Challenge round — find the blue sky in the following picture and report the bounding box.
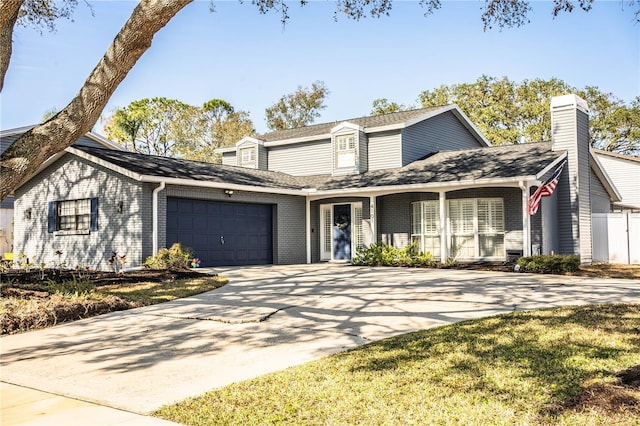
[1,0,638,135]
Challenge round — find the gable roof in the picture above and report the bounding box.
[300,142,565,192]
[71,146,307,194]
[258,106,451,142]
[217,104,490,152]
[69,143,564,196]
[0,125,122,153]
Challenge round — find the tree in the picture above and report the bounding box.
[2,0,639,201]
[104,97,196,157]
[176,99,255,162]
[418,76,640,155]
[1,0,193,201]
[41,107,58,123]
[265,81,330,131]
[371,98,412,115]
[104,98,255,162]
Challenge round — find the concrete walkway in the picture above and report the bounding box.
[2,264,640,424]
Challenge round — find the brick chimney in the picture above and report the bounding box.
[550,94,592,263]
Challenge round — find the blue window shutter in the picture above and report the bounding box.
[90,197,99,231]
[47,201,56,233]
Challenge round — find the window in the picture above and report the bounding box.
[48,198,98,233]
[412,198,505,259]
[477,199,505,257]
[411,201,441,257]
[448,199,475,258]
[335,134,356,169]
[239,147,256,168]
[448,198,504,259]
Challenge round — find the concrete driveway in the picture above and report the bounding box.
[2,264,640,415]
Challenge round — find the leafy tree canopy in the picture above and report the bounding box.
[418,75,640,155]
[371,98,412,115]
[104,97,255,162]
[2,0,639,200]
[265,81,330,131]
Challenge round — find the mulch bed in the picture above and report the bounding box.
[0,269,208,335]
[557,365,640,416]
[0,268,206,288]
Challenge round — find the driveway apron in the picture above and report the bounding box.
[2,264,640,414]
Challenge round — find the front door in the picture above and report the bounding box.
[332,204,351,260]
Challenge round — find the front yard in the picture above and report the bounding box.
[0,269,227,334]
[155,304,640,425]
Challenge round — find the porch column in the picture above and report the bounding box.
[519,181,531,257]
[306,197,311,263]
[369,195,377,245]
[439,191,448,261]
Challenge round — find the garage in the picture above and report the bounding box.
[166,197,273,267]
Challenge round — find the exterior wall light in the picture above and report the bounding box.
[224,190,234,197]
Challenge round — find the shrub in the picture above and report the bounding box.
[352,242,436,267]
[46,275,95,297]
[517,254,580,274]
[144,243,194,271]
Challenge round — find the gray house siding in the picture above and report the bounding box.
[377,188,522,257]
[222,151,236,166]
[268,139,332,176]
[367,131,402,171]
[552,103,592,262]
[358,130,368,173]
[595,153,640,210]
[402,111,484,165]
[161,186,307,265]
[258,145,268,170]
[13,154,146,270]
[590,167,611,213]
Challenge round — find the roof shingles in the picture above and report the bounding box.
[75,142,563,193]
[258,106,450,142]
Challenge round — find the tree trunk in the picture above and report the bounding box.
[0,0,23,92]
[0,0,193,201]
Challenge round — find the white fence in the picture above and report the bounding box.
[592,213,640,264]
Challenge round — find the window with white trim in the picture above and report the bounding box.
[411,201,441,257]
[334,134,356,169]
[58,199,91,230]
[239,147,256,168]
[48,198,98,233]
[448,199,475,258]
[477,199,505,257]
[448,198,504,259]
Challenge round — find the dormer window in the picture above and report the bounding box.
[335,134,356,169]
[239,147,256,168]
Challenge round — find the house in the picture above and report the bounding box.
[8,94,638,270]
[0,126,122,259]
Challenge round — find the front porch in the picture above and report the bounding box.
[307,186,541,263]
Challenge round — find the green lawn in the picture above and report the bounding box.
[155,304,640,425]
[98,276,228,306]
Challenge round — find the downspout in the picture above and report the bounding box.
[519,181,531,257]
[152,181,166,256]
[306,196,311,264]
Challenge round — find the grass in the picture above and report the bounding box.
[97,276,228,307]
[577,263,640,280]
[154,304,640,426]
[1,275,227,334]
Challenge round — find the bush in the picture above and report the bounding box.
[46,275,95,297]
[517,254,580,274]
[352,242,436,267]
[144,243,194,271]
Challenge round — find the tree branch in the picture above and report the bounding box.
[0,0,193,200]
[0,0,24,92]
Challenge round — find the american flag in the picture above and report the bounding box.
[528,161,566,216]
